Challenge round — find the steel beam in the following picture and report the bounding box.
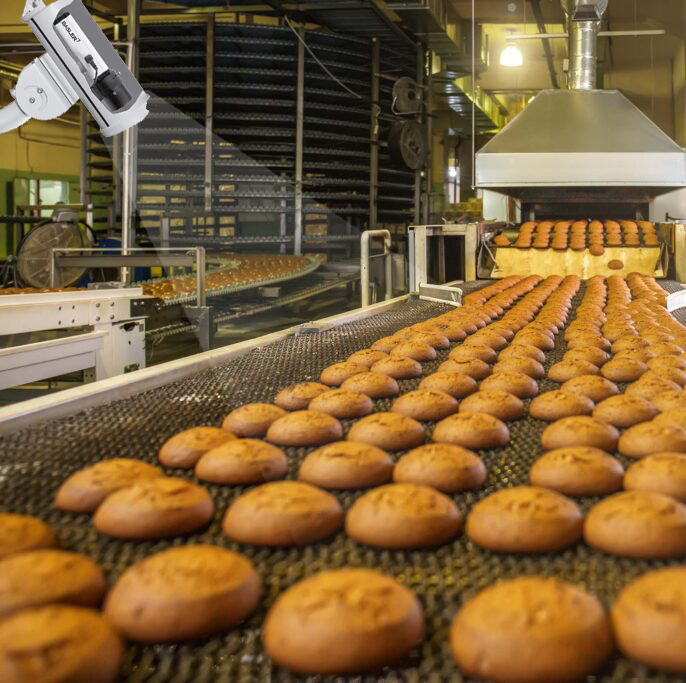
[204,14,215,213]
[294,24,305,256]
[369,38,380,230]
[528,0,560,89]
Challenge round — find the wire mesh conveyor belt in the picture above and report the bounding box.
[3,280,686,681]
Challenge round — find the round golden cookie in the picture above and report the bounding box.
[340,371,399,399]
[0,605,123,683]
[491,356,545,379]
[393,444,486,492]
[650,341,684,357]
[320,361,366,386]
[648,355,686,372]
[469,330,508,351]
[530,447,624,496]
[275,382,330,410]
[347,349,388,368]
[195,438,287,485]
[0,550,105,618]
[433,411,510,450]
[419,371,477,398]
[266,410,343,447]
[561,375,619,402]
[466,486,582,553]
[625,372,681,400]
[371,356,423,379]
[652,389,686,412]
[567,335,612,352]
[345,483,461,548]
[263,568,423,675]
[408,330,450,350]
[298,441,393,489]
[499,343,546,364]
[449,344,497,364]
[618,422,686,458]
[584,490,686,558]
[541,416,619,452]
[592,394,658,428]
[0,514,56,559]
[159,427,236,469]
[529,390,594,421]
[600,357,648,382]
[645,364,686,387]
[459,390,524,421]
[450,576,612,683]
[479,371,539,399]
[308,389,373,419]
[346,412,425,451]
[389,340,436,362]
[55,459,163,512]
[548,359,599,382]
[564,347,610,366]
[653,408,686,431]
[438,358,491,380]
[93,477,214,540]
[370,335,402,353]
[391,389,459,421]
[223,481,342,546]
[514,329,556,351]
[624,452,686,500]
[612,567,686,673]
[104,545,261,642]
[222,403,286,437]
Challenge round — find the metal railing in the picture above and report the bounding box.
[360,229,392,307]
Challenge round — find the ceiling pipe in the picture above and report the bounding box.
[561,0,607,90]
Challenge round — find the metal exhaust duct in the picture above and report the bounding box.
[562,0,607,90]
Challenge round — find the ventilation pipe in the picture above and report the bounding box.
[561,0,607,90]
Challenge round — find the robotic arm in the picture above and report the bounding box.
[1,0,148,137]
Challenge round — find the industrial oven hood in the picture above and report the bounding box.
[475,89,686,198]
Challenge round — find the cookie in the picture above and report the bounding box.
[653,408,686,430]
[648,355,686,372]
[266,410,343,447]
[0,550,105,618]
[408,330,450,350]
[592,394,658,427]
[459,390,524,421]
[195,438,288,484]
[347,349,388,368]
[0,514,56,559]
[438,358,491,380]
[451,577,612,683]
[449,344,497,364]
[371,356,423,379]
[93,477,214,539]
[275,382,330,410]
[340,371,399,399]
[391,389,459,421]
[618,422,686,458]
[530,447,624,495]
[548,359,599,382]
[600,357,648,382]
[529,390,594,421]
[624,452,686,500]
[498,343,546,364]
[479,371,539,399]
[541,416,619,452]
[308,389,373,419]
[0,605,123,683]
[393,444,486,492]
[612,567,686,672]
[434,411,510,450]
[514,329,556,351]
[159,427,236,469]
[320,361,366,386]
[561,375,620,402]
[263,569,423,675]
[347,412,425,451]
[652,389,686,412]
[419,371,477,398]
[584,491,686,557]
[223,481,342,546]
[561,347,608,367]
[345,483,461,548]
[104,545,261,642]
[222,403,286,437]
[298,441,393,489]
[492,356,545,379]
[466,486,582,553]
[370,335,402,353]
[389,340,436,362]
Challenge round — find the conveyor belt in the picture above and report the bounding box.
[5,284,684,681]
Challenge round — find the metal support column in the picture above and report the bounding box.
[79,104,87,206]
[414,44,423,225]
[423,51,433,225]
[369,38,380,230]
[294,25,305,256]
[112,21,123,221]
[204,15,215,213]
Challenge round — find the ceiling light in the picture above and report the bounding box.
[500,44,523,67]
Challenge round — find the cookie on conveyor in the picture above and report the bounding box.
[561,375,620,402]
[529,447,624,496]
[624,452,686,500]
[479,371,539,399]
[541,416,619,452]
[263,568,423,675]
[450,577,613,683]
[0,513,56,559]
[459,390,524,421]
[449,344,497,364]
[529,390,594,421]
[600,357,647,382]
[438,358,491,380]
[55,458,163,512]
[548,359,599,382]
[223,481,342,546]
[0,605,123,683]
[652,389,686,412]
[159,427,236,468]
[298,441,393,489]
[499,343,546,364]
[592,394,658,428]
[195,438,287,484]
[466,486,582,553]
[309,388,373,419]
[491,356,545,379]
[222,403,286,437]
[391,389,459,421]
[340,370,399,399]
[347,349,388,368]
[393,443,486,492]
[433,412,510,450]
[345,483,461,548]
[347,412,425,451]
[612,567,686,673]
[371,356,423,379]
[104,545,261,642]
[275,382,330,410]
[419,371,477,398]
[584,490,686,558]
[320,361,366,386]
[618,422,686,458]
[93,477,214,539]
[266,410,343,447]
[563,346,610,367]
[389,340,437,362]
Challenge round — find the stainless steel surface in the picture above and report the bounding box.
[361,230,392,307]
[369,38,380,230]
[568,19,599,90]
